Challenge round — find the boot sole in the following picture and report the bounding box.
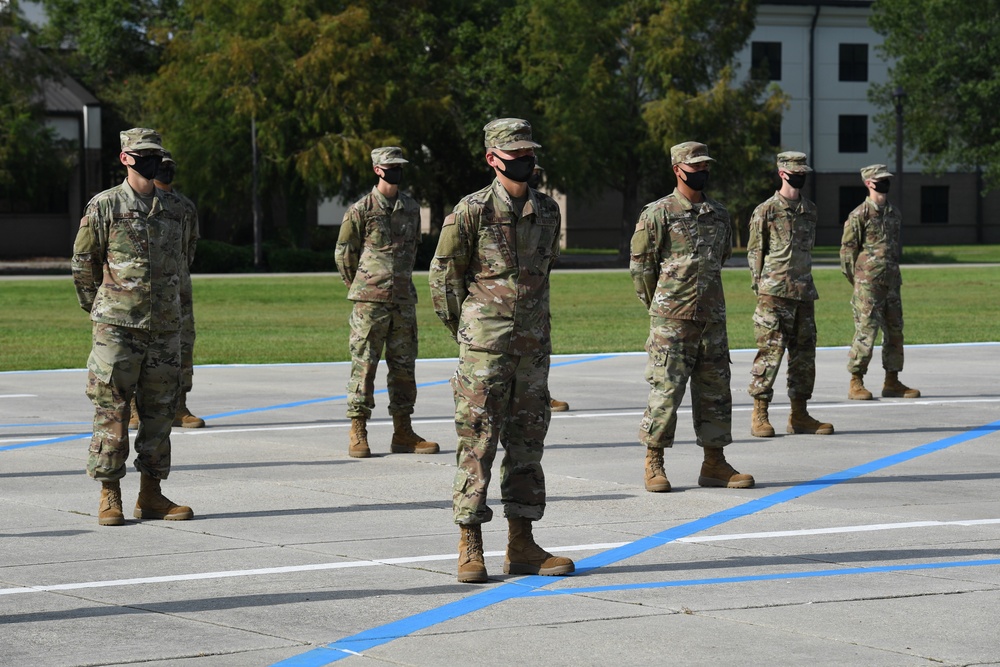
[644,481,671,492]
[503,561,575,576]
[698,475,755,489]
[457,570,488,583]
[390,445,441,454]
[786,426,835,435]
[133,508,195,520]
[348,450,371,458]
[880,391,921,398]
[99,516,125,526]
[750,429,776,437]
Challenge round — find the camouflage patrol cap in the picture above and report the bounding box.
[371,146,408,166]
[776,151,812,173]
[860,164,893,181]
[120,128,165,154]
[483,118,541,150]
[670,141,715,166]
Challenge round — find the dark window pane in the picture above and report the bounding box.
[839,43,868,82]
[920,186,949,224]
[839,115,868,153]
[839,186,869,223]
[751,41,782,81]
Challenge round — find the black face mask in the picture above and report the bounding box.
[527,171,543,189]
[784,173,807,190]
[127,153,163,181]
[872,179,891,194]
[379,166,402,185]
[495,154,535,183]
[678,167,710,191]
[155,163,176,185]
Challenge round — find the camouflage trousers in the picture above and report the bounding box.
[180,278,195,393]
[748,295,817,402]
[85,323,181,482]
[346,301,418,419]
[451,344,551,525]
[640,316,732,450]
[848,285,904,375]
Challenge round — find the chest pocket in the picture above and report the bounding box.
[364,213,391,250]
[792,210,816,252]
[667,215,698,256]
[480,215,517,275]
[109,214,147,261]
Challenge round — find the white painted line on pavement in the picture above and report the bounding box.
[2,518,996,597]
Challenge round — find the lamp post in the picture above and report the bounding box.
[893,86,906,208]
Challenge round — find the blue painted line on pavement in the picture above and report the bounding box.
[271,417,1000,666]
[526,557,1000,596]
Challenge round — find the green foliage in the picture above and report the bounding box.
[870,0,1000,187]
[189,240,254,274]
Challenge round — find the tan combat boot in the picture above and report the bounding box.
[698,447,755,489]
[128,396,139,429]
[644,447,671,492]
[134,474,194,520]
[882,371,921,398]
[787,398,834,435]
[750,398,775,437]
[504,517,575,576]
[550,398,570,412]
[98,480,125,526]
[348,416,371,458]
[174,393,205,428]
[390,414,440,454]
[848,373,873,400]
[457,524,488,583]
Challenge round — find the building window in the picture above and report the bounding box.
[920,186,949,224]
[839,43,869,82]
[839,115,868,153]
[839,186,869,223]
[751,41,781,81]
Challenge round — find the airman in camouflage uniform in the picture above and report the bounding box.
[430,118,574,583]
[630,141,754,494]
[841,164,921,400]
[129,151,204,430]
[72,128,193,526]
[335,146,438,458]
[747,152,833,437]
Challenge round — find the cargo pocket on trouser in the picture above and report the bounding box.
[640,346,676,448]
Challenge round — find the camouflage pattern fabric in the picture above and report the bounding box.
[639,316,732,449]
[841,198,906,374]
[747,192,819,301]
[335,187,421,304]
[85,323,180,480]
[175,190,199,392]
[429,178,561,354]
[72,179,185,331]
[346,301,418,419]
[748,295,817,401]
[451,344,550,525]
[629,188,732,322]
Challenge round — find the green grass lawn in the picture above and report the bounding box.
[2,264,998,371]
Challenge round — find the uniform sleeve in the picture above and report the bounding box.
[629,207,661,309]
[334,204,363,288]
[71,203,105,313]
[428,211,470,337]
[185,201,200,267]
[840,211,862,285]
[747,203,768,293]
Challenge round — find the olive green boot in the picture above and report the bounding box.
[882,371,921,398]
[644,448,671,492]
[698,447,755,489]
[503,517,575,576]
[849,373,873,400]
[457,524,488,583]
[750,398,775,437]
[98,481,125,526]
[787,398,834,435]
[134,474,193,521]
[348,416,371,458]
[390,414,439,454]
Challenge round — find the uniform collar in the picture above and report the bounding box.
[492,178,537,219]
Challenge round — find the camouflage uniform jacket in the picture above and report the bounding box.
[71,178,185,332]
[630,188,732,322]
[163,188,199,299]
[335,186,420,304]
[840,197,902,288]
[747,191,819,301]
[429,178,561,355]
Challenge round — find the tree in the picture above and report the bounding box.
[513,0,781,259]
[870,0,1000,187]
